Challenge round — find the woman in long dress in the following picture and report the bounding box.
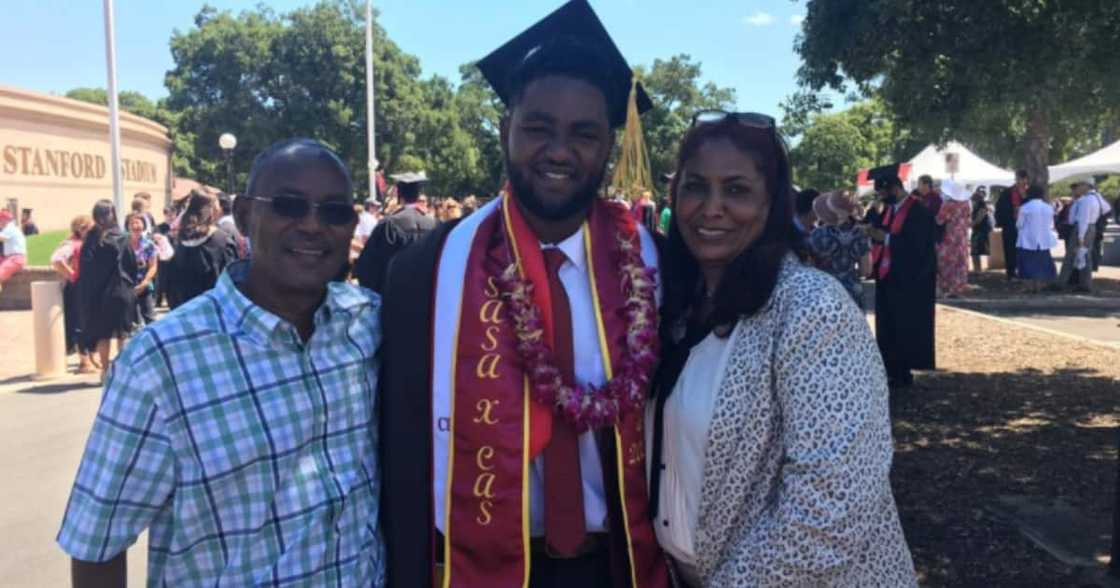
[77,200,137,381]
[935,183,971,297]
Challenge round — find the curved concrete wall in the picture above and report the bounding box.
[0,85,172,231]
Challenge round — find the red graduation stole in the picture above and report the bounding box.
[439,195,667,587]
[871,196,917,280]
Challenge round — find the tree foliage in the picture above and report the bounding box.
[796,0,1120,184]
[72,2,738,199]
[64,87,197,178]
[784,96,926,189]
[634,55,736,192]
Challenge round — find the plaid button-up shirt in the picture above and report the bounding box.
[58,262,385,587]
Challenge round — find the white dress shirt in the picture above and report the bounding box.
[1015,199,1057,251]
[431,200,659,538]
[1072,191,1111,241]
[526,228,611,534]
[0,221,26,256]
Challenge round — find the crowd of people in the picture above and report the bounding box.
[20,1,1113,587]
[40,189,239,382]
[993,170,1113,293]
[795,169,1115,305]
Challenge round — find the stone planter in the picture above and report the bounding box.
[0,267,62,311]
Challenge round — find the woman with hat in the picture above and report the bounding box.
[807,190,871,307]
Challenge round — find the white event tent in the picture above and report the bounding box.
[1048,139,1120,183]
[857,140,1016,195]
[904,141,1016,189]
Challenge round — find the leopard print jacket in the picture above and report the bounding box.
[693,256,917,587]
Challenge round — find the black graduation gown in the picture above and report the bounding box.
[164,229,237,310]
[378,220,648,588]
[875,199,936,372]
[994,188,1020,274]
[77,228,137,344]
[353,207,438,294]
[993,188,1017,230]
[377,221,456,588]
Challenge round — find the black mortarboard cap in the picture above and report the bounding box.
[476,0,653,129]
[389,171,429,186]
[868,163,903,190]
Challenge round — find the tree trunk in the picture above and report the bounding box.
[1023,107,1051,187]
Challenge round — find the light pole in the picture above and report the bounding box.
[366,0,377,201]
[219,133,237,194]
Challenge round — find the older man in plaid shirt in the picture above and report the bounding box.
[58,139,385,587]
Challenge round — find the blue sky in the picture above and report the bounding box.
[2,0,812,117]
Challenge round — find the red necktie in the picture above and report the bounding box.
[541,248,587,557]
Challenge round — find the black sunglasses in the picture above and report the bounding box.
[244,194,357,226]
[691,110,776,129]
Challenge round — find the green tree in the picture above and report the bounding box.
[65,87,197,178]
[408,76,483,196]
[65,87,159,119]
[785,96,925,189]
[454,63,504,196]
[164,1,484,196]
[161,4,740,198]
[796,0,1120,184]
[633,55,736,193]
[789,114,867,189]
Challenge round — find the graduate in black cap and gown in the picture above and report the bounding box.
[377,1,668,587]
[352,171,437,293]
[868,166,936,389]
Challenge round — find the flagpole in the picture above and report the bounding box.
[103,0,124,224]
[365,0,377,199]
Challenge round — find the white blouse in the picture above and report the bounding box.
[1015,199,1058,251]
[645,326,738,587]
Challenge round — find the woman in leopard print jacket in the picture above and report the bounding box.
[647,111,916,587]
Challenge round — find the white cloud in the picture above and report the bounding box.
[743,11,774,26]
[790,14,805,26]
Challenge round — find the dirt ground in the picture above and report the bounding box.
[894,306,1119,587]
[960,270,1120,300]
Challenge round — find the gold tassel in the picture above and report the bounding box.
[609,79,653,203]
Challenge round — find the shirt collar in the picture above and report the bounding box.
[540,224,587,271]
[216,260,371,346]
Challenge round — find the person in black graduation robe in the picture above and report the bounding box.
[352,178,437,294]
[994,170,1030,280]
[377,221,454,588]
[871,176,936,389]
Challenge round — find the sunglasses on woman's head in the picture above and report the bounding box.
[244,194,357,226]
[691,110,776,129]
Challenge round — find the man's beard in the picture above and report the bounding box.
[505,154,605,221]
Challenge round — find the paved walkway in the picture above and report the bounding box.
[0,310,147,586]
[941,265,1120,347]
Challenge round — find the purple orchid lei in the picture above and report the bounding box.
[495,230,659,432]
